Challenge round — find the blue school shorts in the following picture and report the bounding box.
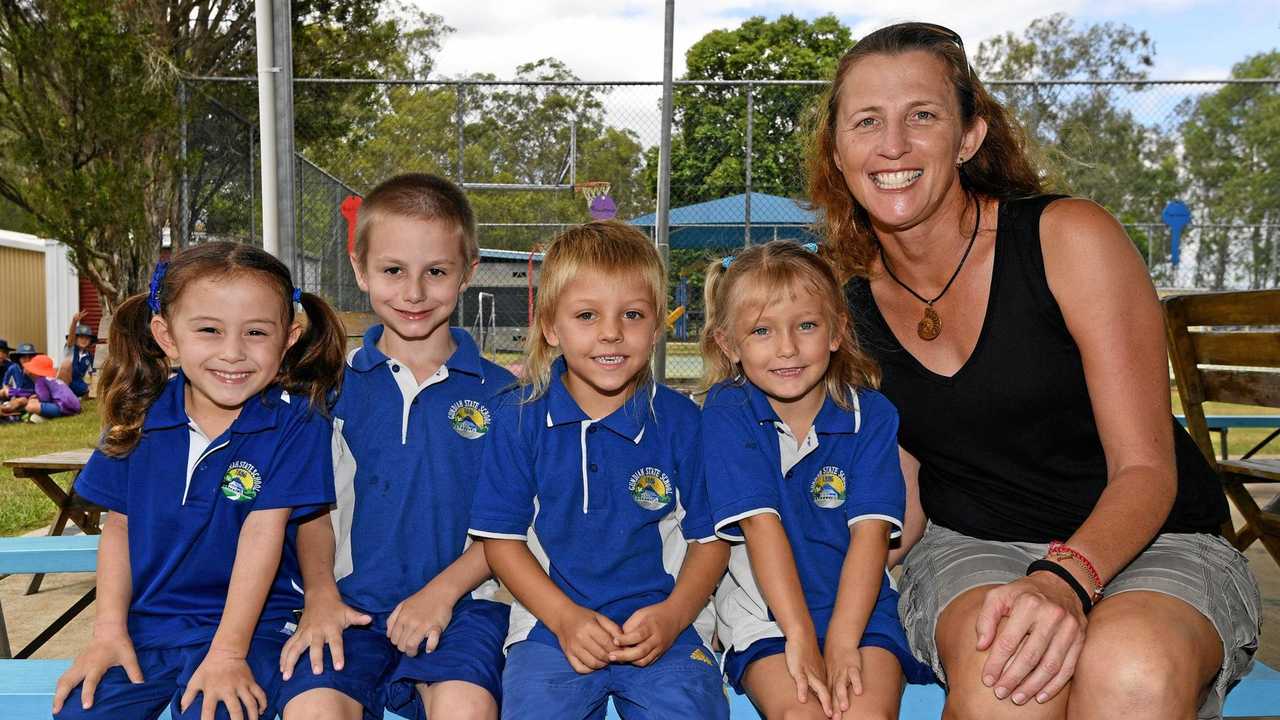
[277,601,507,720]
[500,639,728,720]
[52,633,288,720]
[39,401,63,418]
[722,591,936,694]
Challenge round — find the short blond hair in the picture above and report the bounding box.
[354,173,478,269]
[522,221,666,400]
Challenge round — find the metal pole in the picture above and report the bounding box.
[456,86,466,183]
[179,81,190,248]
[273,0,297,271]
[744,82,753,248]
[255,0,279,255]
[248,126,256,245]
[654,0,675,384]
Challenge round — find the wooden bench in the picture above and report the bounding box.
[0,535,98,659]
[1,449,101,596]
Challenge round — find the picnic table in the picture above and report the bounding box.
[1,449,100,594]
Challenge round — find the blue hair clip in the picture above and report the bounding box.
[292,287,302,304]
[721,255,735,269]
[802,242,819,253]
[147,261,169,313]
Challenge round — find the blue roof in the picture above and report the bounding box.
[629,192,819,249]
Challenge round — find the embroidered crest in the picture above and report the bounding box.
[221,461,262,502]
[628,467,673,511]
[448,399,492,439]
[810,466,847,509]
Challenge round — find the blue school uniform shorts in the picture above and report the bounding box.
[722,590,936,694]
[499,639,728,720]
[276,601,507,720]
[52,633,288,720]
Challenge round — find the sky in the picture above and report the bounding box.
[417,0,1280,82]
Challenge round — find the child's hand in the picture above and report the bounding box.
[386,579,460,657]
[823,637,864,716]
[279,588,372,679]
[550,605,624,674]
[608,600,683,666]
[786,632,834,718]
[51,625,144,713]
[180,646,268,720]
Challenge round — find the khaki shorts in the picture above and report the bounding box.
[898,523,1262,720]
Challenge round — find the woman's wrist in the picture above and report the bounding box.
[1026,559,1093,614]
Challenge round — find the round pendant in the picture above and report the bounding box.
[918,305,942,341]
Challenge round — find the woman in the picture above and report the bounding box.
[813,22,1261,720]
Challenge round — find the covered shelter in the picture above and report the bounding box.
[629,192,820,249]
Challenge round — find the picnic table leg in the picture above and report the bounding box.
[0,600,10,658]
[14,586,96,659]
[25,504,73,596]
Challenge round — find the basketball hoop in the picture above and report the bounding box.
[575,181,617,220]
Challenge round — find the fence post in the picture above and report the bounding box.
[179,80,190,248]
[744,82,753,248]
[654,0,675,384]
[456,86,466,183]
[248,124,256,245]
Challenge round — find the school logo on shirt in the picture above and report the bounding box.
[628,467,673,511]
[447,399,491,439]
[221,461,262,502]
[810,466,847,509]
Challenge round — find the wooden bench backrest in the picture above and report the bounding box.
[1163,289,1280,465]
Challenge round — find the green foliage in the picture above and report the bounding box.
[975,13,1181,270]
[1178,52,1280,289]
[651,14,852,205]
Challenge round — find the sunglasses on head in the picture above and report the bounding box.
[898,22,974,84]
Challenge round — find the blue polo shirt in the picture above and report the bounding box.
[75,373,336,651]
[2,362,33,396]
[702,380,904,646]
[66,346,94,395]
[331,325,515,615]
[469,358,716,652]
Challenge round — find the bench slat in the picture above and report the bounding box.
[0,536,99,574]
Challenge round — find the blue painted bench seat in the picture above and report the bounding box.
[2,659,1277,719]
[0,535,99,575]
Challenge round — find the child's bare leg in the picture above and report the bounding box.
[417,680,497,720]
[836,647,903,720]
[281,688,363,720]
[742,654,830,719]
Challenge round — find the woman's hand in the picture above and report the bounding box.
[975,573,1087,705]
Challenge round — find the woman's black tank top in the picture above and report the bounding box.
[844,195,1227,542]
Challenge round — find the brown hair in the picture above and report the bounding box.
[699,240,880,410]
[808,22,1044,280]
[99,241,346,456]
[353,173,478,271]
[522,221,666,401]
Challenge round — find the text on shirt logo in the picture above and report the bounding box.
[447,399,492,439]
[221,461,262,502]
[810,466,847,509]
[628,467,673,511]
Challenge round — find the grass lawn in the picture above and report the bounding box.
[0,399,101,537]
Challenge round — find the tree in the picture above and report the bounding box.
[1179,51,1280,289]
[649,14,852,207]
[0,0,404,309]
[975,14,1182,266]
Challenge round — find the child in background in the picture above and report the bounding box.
[51,241,346,720]
[61,312,98,397]
[279,173,513,720]
[699,241,933,720]
[469,221,729,720]
[17,353,80,422]
[0,341,37,400]
[0,338,12,379]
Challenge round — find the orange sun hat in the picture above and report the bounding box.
[23,354,57,378]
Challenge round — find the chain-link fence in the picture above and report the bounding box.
[181,76,1280,385]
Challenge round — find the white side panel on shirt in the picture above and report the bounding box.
[330,418,357,582]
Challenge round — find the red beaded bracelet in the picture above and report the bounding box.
[1047,541,1104,601]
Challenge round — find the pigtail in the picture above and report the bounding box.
[99,294,171,457]
[277,291,346,414]
[698,257,739,394]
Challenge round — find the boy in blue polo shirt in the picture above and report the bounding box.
[698,241,933,720]
[469,222,729,720]
[279,174,514,720]
[61,312,97,397]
